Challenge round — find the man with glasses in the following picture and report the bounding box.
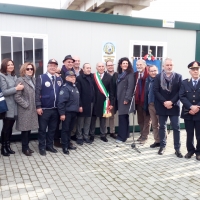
[179,61,200,161]
[106,60,117,139]
[35,59,63,156]
[144,65,160,148]
[154,58,183,157]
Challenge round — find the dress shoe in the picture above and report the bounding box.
[63,148,69,155]
[150,142,160,148]
[158,147,165,155]
[68,144,77,150]
[39,149,46,156]
[71,135,77,141]
[185,152,194,159]
[175,150,183,158]
[76,139,83,145]
[100,136,108,142]
[46,147,58,153]
[90,136,94,142]
[84,138,92,144]
[196,154,200,161]
[110,133,117,139]
[137,136,142,141]
[22,149,32,156]
[54,140,62,148]
[28,148,34,153]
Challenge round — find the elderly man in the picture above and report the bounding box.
[90,62,112,142]
[106,60,117,139]
[179,61,200,161]
[76,63,94,145]
[154,58,183,157]
[144,65,160,148]
[35,59,63,156]
[73,56,83,76]
[134,59,151,144]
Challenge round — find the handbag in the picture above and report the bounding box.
[0,88,8,119]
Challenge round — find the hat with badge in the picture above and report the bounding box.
[188,61,200,69]
[63,55,75,63]
[48,59,58,65]
[65,70,76,77]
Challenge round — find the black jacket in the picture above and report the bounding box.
[154,72,182,116]
[76,73,95,117]
[179,78,200,120]
[57,81,79,115]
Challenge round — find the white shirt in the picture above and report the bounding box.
[98,72,104,79]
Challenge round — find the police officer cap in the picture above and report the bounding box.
[63,55,75,63]
[48,59,58,65]
[65,71,76,77]
[188,61,200,69]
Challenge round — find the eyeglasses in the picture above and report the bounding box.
[149,70,157,73]
[107,65,114,67]
[26,68,33,71]
[66,62,74,64]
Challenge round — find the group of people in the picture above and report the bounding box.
[0,55,199,161]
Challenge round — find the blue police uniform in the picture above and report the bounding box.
[57,79,79,154]
[179,61,200,160]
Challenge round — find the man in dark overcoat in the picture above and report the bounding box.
[179,61,200,161]
[154,58,183,157]
[90,62,113,142]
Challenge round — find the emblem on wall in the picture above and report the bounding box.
[102,42,116,64]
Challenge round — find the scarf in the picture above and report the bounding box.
[61,65,75,74]
[117,71,127,83]
[160,70,175,92]
[135,67,149,105]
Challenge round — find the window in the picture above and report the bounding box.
[0,32,48,77]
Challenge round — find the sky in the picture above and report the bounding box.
[0,0,200,23]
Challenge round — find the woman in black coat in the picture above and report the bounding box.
[115,57,134,143]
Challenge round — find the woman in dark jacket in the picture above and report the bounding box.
[0,58,24,156]
[114,57,134,143]
[14,63,38,156]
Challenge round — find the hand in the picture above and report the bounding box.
[109,105,113,110]
[189,110,196,115]
[37,108,43,115]
[124,101,128,105]
[166,106,173,109]
[79,107,83,112]
[164,101,173,108]
[15,83,24,91]
[190,105,200,113]
[60,115,65,121]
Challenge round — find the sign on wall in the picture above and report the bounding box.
[102,42,116,64]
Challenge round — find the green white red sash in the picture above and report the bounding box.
[94,73,112,118]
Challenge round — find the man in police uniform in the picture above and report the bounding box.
[179,61,200,161]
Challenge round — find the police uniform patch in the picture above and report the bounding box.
[45,81,51,87]
[57,81,61,86]
[60,90,64,95]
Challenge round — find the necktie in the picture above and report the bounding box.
[52,76,55,85]
[100,74,102,79]
[139,73,142,99]
[193,80,197,89]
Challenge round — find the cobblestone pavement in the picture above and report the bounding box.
[0,130,200,200]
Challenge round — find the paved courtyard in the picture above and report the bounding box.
[0,130,200,200]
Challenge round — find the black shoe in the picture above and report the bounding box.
[90,136,94,142]
[150,142,160,148]
[196,154,200,161]
[63,148,69,155]
[46,147,57,153]
[39,149,46,156]
[6,141,15,154]
[158,147,165,155]
[110,133,117,139]
[84,138,92,144]
[185,152,194,159]
[100,136,108,142]
[175,150,183,158]
[22,149,32,156]
[1,142,10,157]
[54,140,62,148]
[71,135,77,141]
[69,144,77,150]
[76,139,83,145]
[28,148,34,153]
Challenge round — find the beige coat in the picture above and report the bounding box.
[14,76,38,131]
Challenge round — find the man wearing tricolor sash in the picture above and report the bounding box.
[90,62,113,142]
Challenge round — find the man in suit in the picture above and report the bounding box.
[154,58,183,157]
[90,62,113,142]
[179,61,200,161]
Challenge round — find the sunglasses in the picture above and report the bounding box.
[26,68,34,71]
